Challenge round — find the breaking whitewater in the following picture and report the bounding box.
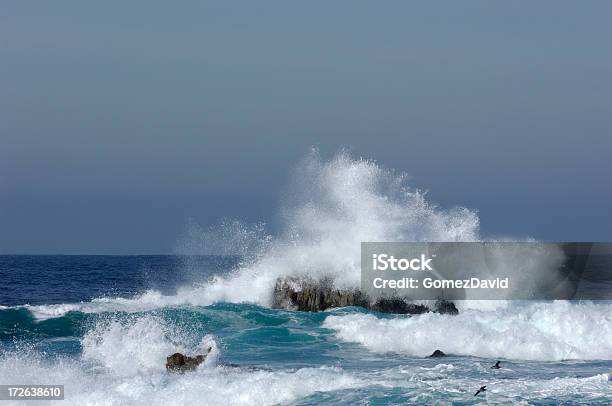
[1,150,611,405]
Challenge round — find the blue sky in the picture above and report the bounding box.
[1,1,611,253]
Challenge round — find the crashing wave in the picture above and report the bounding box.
[323,300,612,361]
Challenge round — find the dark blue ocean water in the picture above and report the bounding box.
[0,256,610,405]
[0,255,241,306]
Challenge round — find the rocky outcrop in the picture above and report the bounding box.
[428,350,446,358]
[166,348,211,372]
[370,297,429,314]
[272,277,369,311]
[272,277,459,315]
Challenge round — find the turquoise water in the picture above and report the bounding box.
[1,256,611,405]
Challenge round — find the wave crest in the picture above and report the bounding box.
[182,149,481,306]
[323,301,612,361]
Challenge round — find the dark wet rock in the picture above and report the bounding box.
[371,297,428,314]
[428,349,446,358]
[272,277,459,315]
[433,299,459,315]
[272,277,369,312]
[166,348,211,372]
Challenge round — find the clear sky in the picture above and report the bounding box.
[1,1,611,254]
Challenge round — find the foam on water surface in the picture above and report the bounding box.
[323,301,612,361]
[1,151,610,405]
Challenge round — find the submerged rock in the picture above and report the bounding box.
[428,349,446,358]
[166,348,211,372]
[272,277,459,315]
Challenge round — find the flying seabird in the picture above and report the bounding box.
[474,385,487,396]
